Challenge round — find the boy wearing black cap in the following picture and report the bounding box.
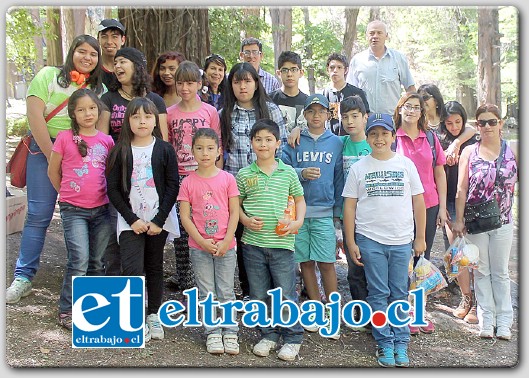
[281,94,344,338]
[342,113,426,368]
[97,19,126,87]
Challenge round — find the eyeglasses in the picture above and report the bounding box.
[402,104,422,113]
[305,109,329,116]
[476,119,499,127]
[279,67,300,74]
[242,50,261,57]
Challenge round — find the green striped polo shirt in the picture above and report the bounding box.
[236,159,304,251]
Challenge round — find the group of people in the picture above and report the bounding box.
[6,17,517,367]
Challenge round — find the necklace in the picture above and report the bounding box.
[119,88,134,100]
[428,120,440,130]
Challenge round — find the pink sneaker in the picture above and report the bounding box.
[409,323,420,336]
[419,320,435,334]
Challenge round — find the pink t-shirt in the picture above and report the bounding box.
[395,128,446,208]
[52,129,114,208]
[167,101,221,176]
[177,170,239,250]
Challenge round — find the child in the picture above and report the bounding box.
[220,62,288,302]
[342,113,426,367]
[177,128,240,355]
[47,88,115,330]
[236,119,306,362]
[323,53,370,136]
[281,94,344,338]
[166,60,223,295]
[337,95,372,330]
[106,97,180,342]
[269,51,308,133]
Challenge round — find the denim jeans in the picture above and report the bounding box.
[356,233,412,349]
[242,243,304,344]
[14,137,57,281]
[189,247,238,335]
[58,202,111,313]
[466,223,514,329]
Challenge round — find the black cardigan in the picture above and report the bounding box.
[107,138,179,228]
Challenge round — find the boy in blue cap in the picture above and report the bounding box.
[342,113,426,367]
[282,94,344,338]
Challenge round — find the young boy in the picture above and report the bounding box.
[281,94,344,338]
[338,95,371,331]
[342,113,426,368]
[269,51,308,133]
[323,53,370,136]
[236,119,306,362]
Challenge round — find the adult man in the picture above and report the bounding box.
[346,20,415,115]
[239,37,280,94]
[97,19,126,87]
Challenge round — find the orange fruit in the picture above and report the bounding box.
[459,256,470,266]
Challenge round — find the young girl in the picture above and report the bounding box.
[220,62,288,301]
[166,60,223,294]
[177,128,240,355]
[47,88,114,330]
[393,92,447,335]
[106,97,180,342]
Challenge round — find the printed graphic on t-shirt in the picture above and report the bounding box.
[343,150,371,178]
[131,152,157,216]
[68,142,109,193]
[278,104,307,132]
[110,104,126,136]
[364,170,405,197]
[201,190,220,235]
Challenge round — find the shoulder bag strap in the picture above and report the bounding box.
[494,139,506,188]
[44,83,88,123]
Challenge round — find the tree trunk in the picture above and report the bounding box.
[118,7,210,73]
[269,7,292,70]
[302,7,315,94]
[30,8,44,72]
[477,8,502,110]
[46,7,63,66]
[342,7,359,61]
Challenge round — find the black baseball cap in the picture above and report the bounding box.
[97,19,126,35]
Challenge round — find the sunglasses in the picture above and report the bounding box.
[476,119,499,127]
[205,54,226,63]
[421,93,433,101]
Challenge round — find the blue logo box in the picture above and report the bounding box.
[72,276,145,348]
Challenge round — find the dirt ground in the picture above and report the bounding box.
[4,190,519,369]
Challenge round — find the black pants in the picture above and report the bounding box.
[119,229,168,315]
[235,223,249,297]
[342,225,368,302]
[424,205,440,260]
[103,203,122,276]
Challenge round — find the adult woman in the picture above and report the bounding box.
[452,104,517,340]
[6,35,104,304]
[393,92,447,334]
[202,54,227,110]
[438,101,478,323]
[151,51,186,108]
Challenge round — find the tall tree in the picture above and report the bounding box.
[46,7,63,66]
[477,7,502,108]
[342,7,359,61]
[302,7,315,94]
[118,7,210,72]
[62,7,86,49]
[269,7,292,70]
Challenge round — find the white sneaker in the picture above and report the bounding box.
[6,277,32,304]
[496,326,512,340]
[146,313,164,340]
[253,338,278,357]
[223,334,240,355]
[206,334,224,354]
[479,326,494,339]
[277,343,301,361]
[302,323,319,332]
[144,323,151,343]
[322,328,341,340]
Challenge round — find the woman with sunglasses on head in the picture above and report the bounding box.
[393,92,447,335]
[418,84,476,167]
[452,104,517,340]
[202,54,228,111]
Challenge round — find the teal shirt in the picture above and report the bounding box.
[340,136,371,219]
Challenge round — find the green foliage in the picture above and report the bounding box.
[6,117,29,137]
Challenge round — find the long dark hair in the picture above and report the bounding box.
[106,97,162,190]
[58,35,104,94]
[417,83,447,122]
[108,55,152,97]
[393,92,428,132]
[220,62,270,152]
[151,51,186,96]
[438,101,468,147]
[67,88,105,157]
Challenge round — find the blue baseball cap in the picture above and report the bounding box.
[304,94,330,111]
[365,113,395,135]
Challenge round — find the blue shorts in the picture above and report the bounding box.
[294,217,336,263]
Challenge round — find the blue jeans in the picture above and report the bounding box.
[58,202,111,313]
[14,137,57,281]
[356,233,412,349]
[189,247,238,335]
[242,243,304,344]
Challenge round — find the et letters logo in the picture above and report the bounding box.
[72,276,145,348]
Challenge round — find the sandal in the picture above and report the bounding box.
[58,313,73,331]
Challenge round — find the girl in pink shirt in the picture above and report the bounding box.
[393,92,447,335]
[166,60,223,294]
[48,88,115,330]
